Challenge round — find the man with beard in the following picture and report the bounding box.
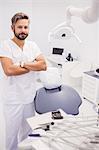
[0,12,47,150]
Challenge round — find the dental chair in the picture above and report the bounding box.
[34,85,82,115]
[34,67,82,115]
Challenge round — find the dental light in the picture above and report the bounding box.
[48,22,82,43]
[48,0,99,43]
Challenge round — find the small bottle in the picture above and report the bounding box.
[66,53,73,61]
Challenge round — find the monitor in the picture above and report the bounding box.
[52,48,64,55]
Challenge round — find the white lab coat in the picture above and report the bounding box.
[0,40,41,150]
[0,103,6,150]
[0,76,6,150]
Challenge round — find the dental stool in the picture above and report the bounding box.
[34,85,82,115]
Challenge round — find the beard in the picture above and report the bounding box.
[14,30,28,40]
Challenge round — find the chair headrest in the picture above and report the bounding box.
[39,67,62,90]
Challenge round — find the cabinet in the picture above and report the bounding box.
[82,71,99,104]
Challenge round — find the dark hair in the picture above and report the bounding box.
[11,12,29,25]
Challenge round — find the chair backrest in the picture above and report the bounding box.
[34,85,82,115]
[39,67,62,90]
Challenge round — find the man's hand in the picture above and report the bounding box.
[23,54,47,71]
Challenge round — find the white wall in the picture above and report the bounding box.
[0,0,33,40]
[0,0,98,66]
[97,21,99,66]
[31,0,98,66]
[31,1,67,54]
[71,18,98,64]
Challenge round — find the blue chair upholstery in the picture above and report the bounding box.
[34,85,82,115]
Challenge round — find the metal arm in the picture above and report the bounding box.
[48,0,99,43]
[66,0,99,25]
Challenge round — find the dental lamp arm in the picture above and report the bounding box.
[66,0,99,24]
[48,0,99,43]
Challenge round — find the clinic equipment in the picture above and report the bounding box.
[48,0,99,43]
[97,104,99,126]
[48,22,82,43]
[34,85,82,115]
[95,68,99,76]
[37,67,82,115]
[66,0,99,25]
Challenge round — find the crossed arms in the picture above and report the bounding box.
[0,54,47,76]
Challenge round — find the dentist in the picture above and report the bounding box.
[0,12,47,150]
